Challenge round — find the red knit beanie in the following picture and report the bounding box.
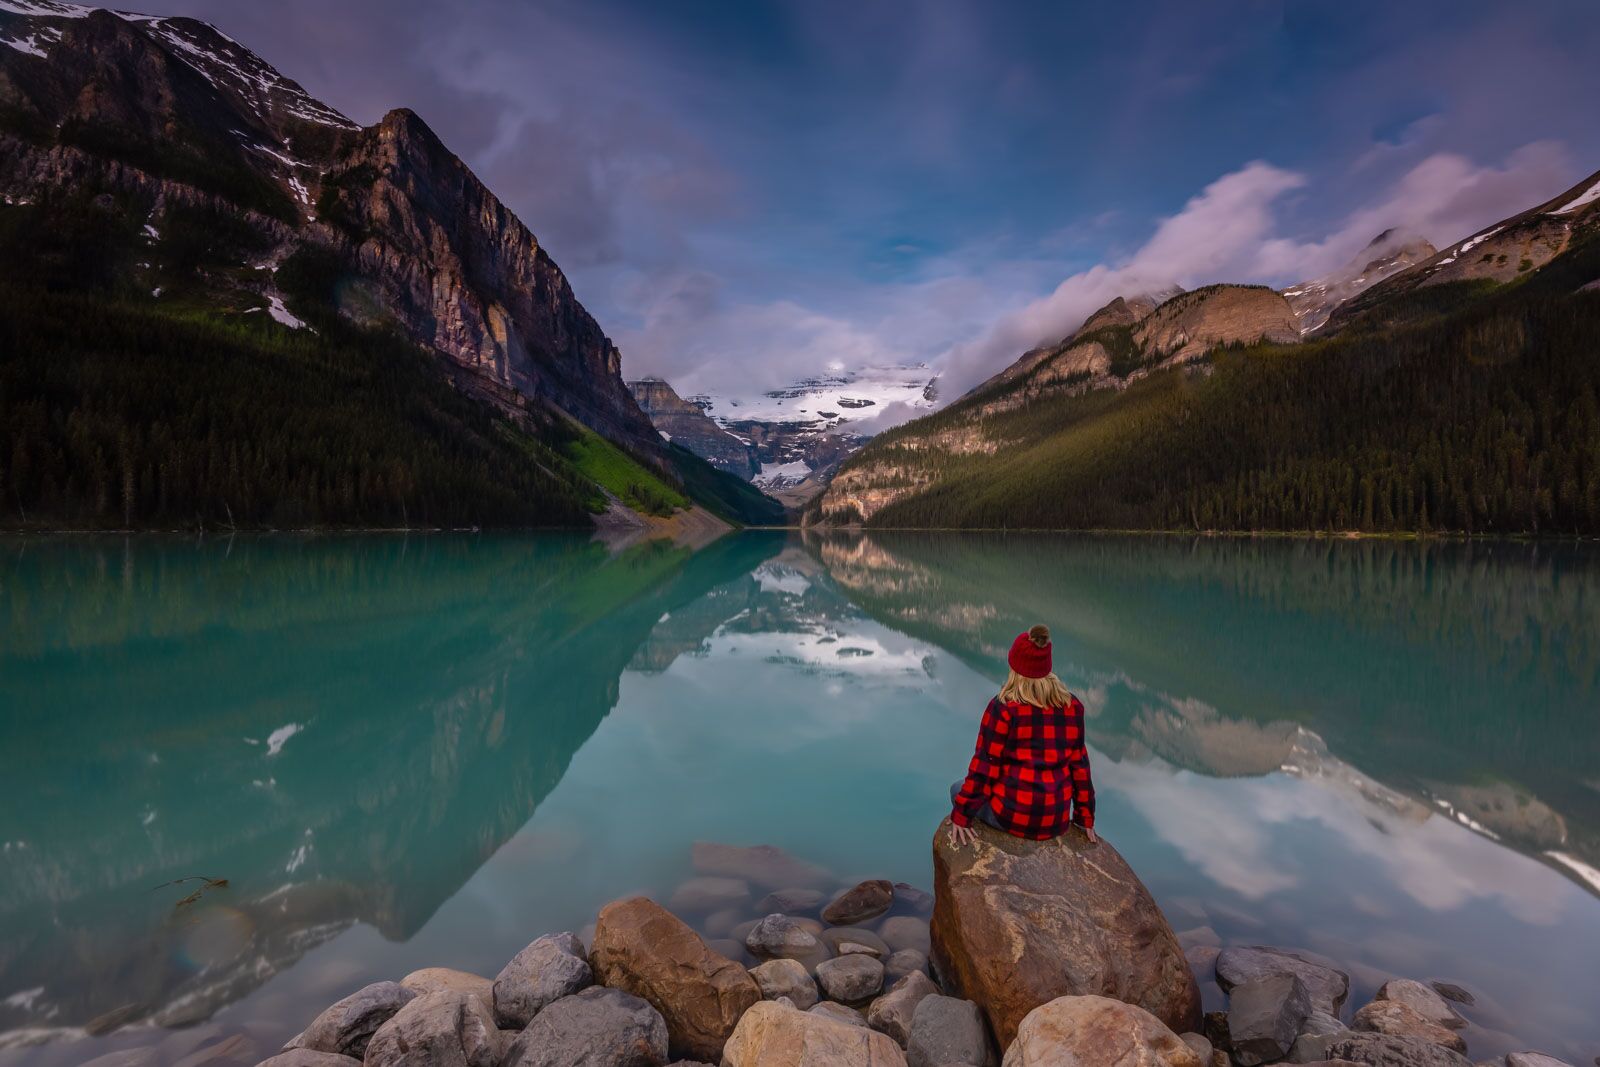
[1007,626,1052,678]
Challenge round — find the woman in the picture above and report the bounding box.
[948,624,1097,847]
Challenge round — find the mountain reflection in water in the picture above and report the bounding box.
[0,532,1597,1064]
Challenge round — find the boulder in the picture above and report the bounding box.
[1216,947,1350,1018]
[364,990,498,1067]
[1327,1032,1473,1067]
[1000,995,1203,1067]
[751,958,820,1011]
[691,842,832,890]
[723,1001,907,1065]
[668,876,751,915]
[825,880,896,925]
[590,897,761,1061]
[822,927,892,959]
[869,972,939,1047]
[879,916,932,955]
[1351,1001,1467,1053]
[758,889,827,916]
[931,818,1199,1047]
[893,884,935,915]
[289,981,416,1058]
[254,1053,359,1067]
[1507,1055,1577,1067]
[493,932,592,1028]
[401,969,494,1013]
[818,954,885,1005]
[1430,982,1475,1006]
[1288,1012,1350,1064]
[1229,975,1312,1066]
[906,995,994,1067]
[811,1002,870,1026]
[747,915,824,959]
[1374,979,1465,1029]
[885,949,929,986]
[502,986,669,1067]
[1180,1033,1214,1064]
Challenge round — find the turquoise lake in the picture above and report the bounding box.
[1,532,1598,1065]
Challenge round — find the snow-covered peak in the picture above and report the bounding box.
[1282,230,1436,335]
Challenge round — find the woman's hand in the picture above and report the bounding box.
[1081,825,1098,844]
[949,823,979,849]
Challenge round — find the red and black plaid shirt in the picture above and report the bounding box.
[950,694,1095,839]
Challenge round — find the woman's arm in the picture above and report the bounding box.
[951,698,1011,827]
[1068,694,1096,836]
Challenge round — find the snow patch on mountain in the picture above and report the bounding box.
[1553,176,1600,216]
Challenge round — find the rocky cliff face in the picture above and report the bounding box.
[1281,229,1437,335]
[1132,284,1300,364]
[628,377,758,478]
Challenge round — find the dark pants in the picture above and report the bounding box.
[950,780,1006,830]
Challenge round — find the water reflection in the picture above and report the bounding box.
[1,532,1597,1063]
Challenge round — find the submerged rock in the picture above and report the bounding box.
[878,916,932,955]
[669,876,752,915]
[1506,1054,1578,1067]
[591,897,761,1061]
[931,818,1199,1047]
[817,954,885,1005]
[868,971,939,1047]
[747,914,824,959]
[822,926,892,959]
[892,883,935,915]
[751,958,820,1011]
[288,981,416,1059]
[502,986,669,1067]
[906,995,994,1067]
[1373,979,1465,1030]
[884,949,929,986]
[1228,976,1311,1066]
[724,1000,906,1066]
[691,842,833,890]
[1351,1001,1467,1053]
[758,888,827,916]
[1216,947,1350,1018]
[1000,995,1203,1067]
[364,990,498,1067]
[493,932,592,1028]
[824,880,895,925]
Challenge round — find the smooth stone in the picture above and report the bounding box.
[747,914,824,958]
[869,972,940,1047]
[840,941,885,959]
[1181,1033,1215,1063]
[691,842,833,890]
[1352,1001,1467,1053]
[878,916,932,955]
[892,883,935,915]
[401,968,494,1012]
[364,990,498,1067]
[812,1001,870,1027]
[591,897,761,1062]
[1001,994,1201,1067]
[290,981,417,1059]
[492,932,592,1028]
[1229,975,1312,1066]
[758,888,827,916]
[822,927,892,958]
[724,1001,907,1065]
[1431,982,1476,1007]
[906,995,994,1067]
[1217,947,1351,1018]
[818,954,886,1005]
[1328,1032,1474,1067]
[669,875,752,914]
[503,986,669,1067]
[824,880,896,926]
[1374,979,1466,1030]
[1507,1055,1577,1067]
[933,820,1199,1048]
[885,949,930,986]
[253,1054,359,1067]
[752,958,821,1012]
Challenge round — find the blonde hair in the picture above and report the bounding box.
[999,669,1073,709]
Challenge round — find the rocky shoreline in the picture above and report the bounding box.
[227,826,1582,1067]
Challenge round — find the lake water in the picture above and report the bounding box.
[1,532,1598,1065]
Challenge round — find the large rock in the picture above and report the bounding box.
[931,818,1199,1047]
[1216,947,1349,1018]
[811,1002,869,1027]
[1351,1001,1467,1053]
[691,842,833,890]
[401,969,494,1012]
[290,981,417,1059]
[493,932,593,1028]
[824,880,895,925]
[1000,995,1204,1067]
[868,971,939,1047]
[1229,976,1311,1066]
[817,954,885,1005]
[254,1053,359,1067]
[906,995,994,1067]
[751,958,820,1011]
[723,1001,908,1066]
[1327,1032,1473,1067]
[747,915,825,960]
[502,986,669,1067]
[1373,979,1465,1030]
[590,897,761,1061]
[364,990,498,1067]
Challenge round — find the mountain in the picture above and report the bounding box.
[1281,229,1437,335]
[627,377,758,478]
[0,2,779,529]
[812,180,1600,533]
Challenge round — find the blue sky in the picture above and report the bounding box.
[163,0,1600,406]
